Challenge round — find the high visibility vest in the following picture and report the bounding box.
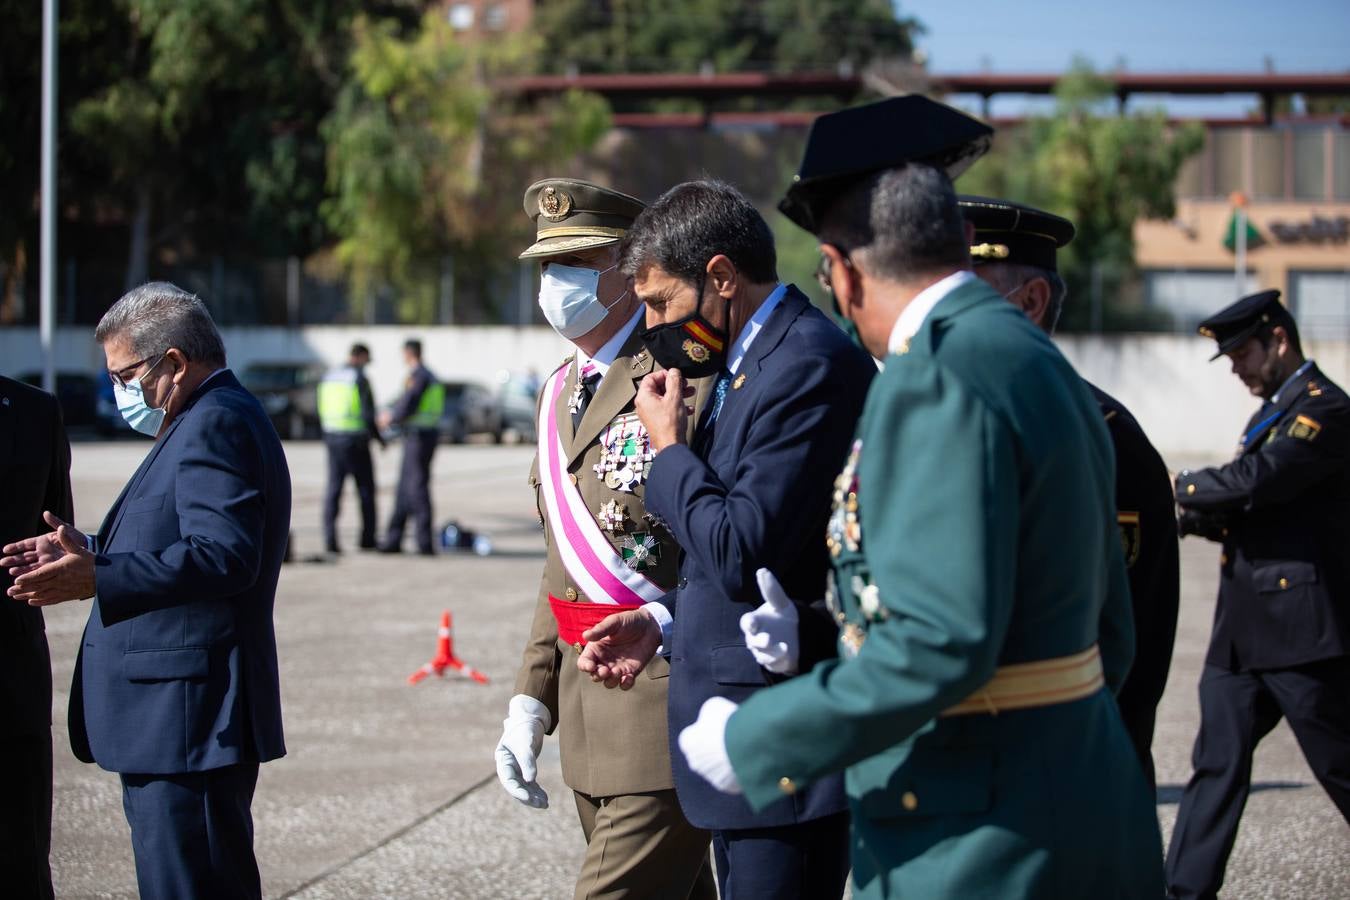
[409,380,445,429]
[318,368,364,434]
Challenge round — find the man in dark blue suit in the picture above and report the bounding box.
[3,282,291,900]
[578,181,875,898]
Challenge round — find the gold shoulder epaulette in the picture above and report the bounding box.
[1308,380,1323,397]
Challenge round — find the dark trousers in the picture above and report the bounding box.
[120,763,262,900]
[382,429,438,553]
[0,734,54,900]
[322,434,377,549]
[711,811,850,900]
[1166,659,1350,900]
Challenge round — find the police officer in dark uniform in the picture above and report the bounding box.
[378,338,445,555]
[319,342,385,554]
[1166,290,1350,900]
[0,376,73,900]
[960,196,1180,792]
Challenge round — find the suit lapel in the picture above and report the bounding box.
[569,329,651,466]
[98,373,230,546]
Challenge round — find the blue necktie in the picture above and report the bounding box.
[695,370,731,457]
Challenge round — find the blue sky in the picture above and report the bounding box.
[900,0,1350,116]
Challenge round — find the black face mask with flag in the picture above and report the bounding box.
[640,274,729,378]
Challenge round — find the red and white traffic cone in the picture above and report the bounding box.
[407,610,489,685]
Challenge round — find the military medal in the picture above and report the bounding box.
[840,622,866,657]
[827,439,864,558]
[594,415,655,493]
[620,532,661,571]
[854,577,886,622]
[567,379,585,414]
[597,499,628,534]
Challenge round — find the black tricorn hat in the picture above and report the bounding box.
[1197,289,1293,361]
[779,95,994,234]
[958,196,1076,271]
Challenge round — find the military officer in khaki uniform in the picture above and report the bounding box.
[495,179,715,900]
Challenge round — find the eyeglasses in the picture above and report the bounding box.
[815,247,854,295]
[108,354,165,390]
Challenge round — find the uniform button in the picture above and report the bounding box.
[572,641,583,653]
[565,587,578,601]
[778,777,797,795]
[901,791,918,811]
[527,475,538,487]
[678,577,688,589]
[1220,554,1228,566]
[1221,528,1228,537]
[569,473,579,486]
[1186,484,1196,495]
[1279,577,1289,589]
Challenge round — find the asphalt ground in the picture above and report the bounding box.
[40,439,1350,899]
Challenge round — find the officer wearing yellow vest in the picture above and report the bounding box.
[377,339,445,555]
[319,342,385,554]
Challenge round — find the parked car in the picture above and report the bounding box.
[439,380,503,444]
[494,371,539,444]
[19,370,100,430]
[239,361,325,439]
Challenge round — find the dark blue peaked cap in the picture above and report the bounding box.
[779,94,994,233]
[1197,289,1293,361]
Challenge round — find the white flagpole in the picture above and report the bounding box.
[40,0,59,394]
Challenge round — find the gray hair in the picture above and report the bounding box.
[95,282,227,366]
[817,164,968,283]
[978,262,1068,335]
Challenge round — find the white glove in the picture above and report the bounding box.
[678,696,742,795]
[739,568,800,675]
[495,694,551,809]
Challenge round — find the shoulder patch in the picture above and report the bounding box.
[1288,414,1322,442]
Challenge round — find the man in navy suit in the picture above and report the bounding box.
[3,282,291,900]
[578,181,875,898]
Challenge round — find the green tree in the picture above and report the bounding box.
[531,0,916,75]
[959,62,1205,331]
[321,11,610,323]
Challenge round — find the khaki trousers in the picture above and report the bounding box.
[571,789,716,900]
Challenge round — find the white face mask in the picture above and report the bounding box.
[537,263,627,340]
[113,355,171,437]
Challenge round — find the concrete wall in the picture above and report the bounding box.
[4,324,1346,464]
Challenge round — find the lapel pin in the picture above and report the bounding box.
[732,374,746,390]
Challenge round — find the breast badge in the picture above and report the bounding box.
[597,499,628,534]
[620,532,661,571]
[1288,414,1322,442]
[840,622,866,658]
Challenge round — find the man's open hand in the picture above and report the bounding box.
[577,608,663,689]
[5,513,95,606]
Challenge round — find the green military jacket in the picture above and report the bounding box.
[725,277,1163,898]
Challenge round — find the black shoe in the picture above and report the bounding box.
[377,544,402,554]
[326,543,341,555]
[358,540,378,551]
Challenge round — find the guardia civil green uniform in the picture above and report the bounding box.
[721,97,1164,899]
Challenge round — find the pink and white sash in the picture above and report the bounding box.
[537,365,665,605]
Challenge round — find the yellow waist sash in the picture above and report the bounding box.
[941,644,1104,717]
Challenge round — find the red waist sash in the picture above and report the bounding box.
[548,594,643,646]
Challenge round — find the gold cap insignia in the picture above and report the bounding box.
[539,186,572,221]
[1198,326,1215,339]
[970,242,1010,260]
